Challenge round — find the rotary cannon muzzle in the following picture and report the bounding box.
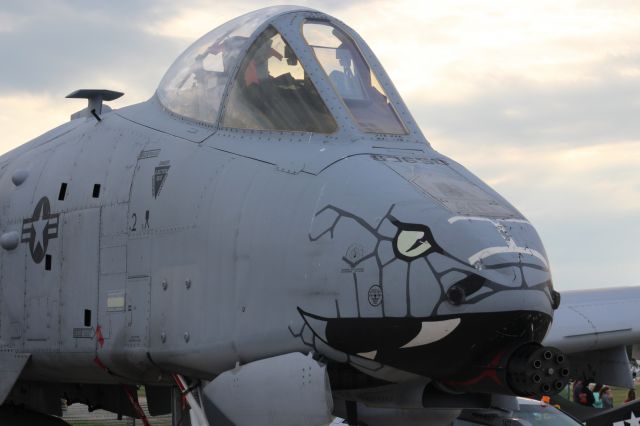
[443,342,570,397]
[506,343,570,396]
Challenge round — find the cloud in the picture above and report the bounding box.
[451,141,640,214]
[143,0,370,40]
[0,0,187,97]
[0,11,28,32]
[144,1,271,40]
[0,93,79,154]
[540,211,640,290]
[411,59,640,148]
[345,0,640,104]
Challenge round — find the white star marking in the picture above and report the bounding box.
[628,412,640,426]
[32,218,49,251]
[614,411,640,426]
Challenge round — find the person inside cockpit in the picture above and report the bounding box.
[243,37,283,86]
[222,26,337,133]
[327,28,373,104]
[330,46,365,100]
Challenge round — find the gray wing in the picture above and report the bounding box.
[543,285,640,388]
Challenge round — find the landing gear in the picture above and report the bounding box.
[122,385,151,426]
[172,374,209,426]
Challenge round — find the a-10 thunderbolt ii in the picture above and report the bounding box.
[0,5,639,426]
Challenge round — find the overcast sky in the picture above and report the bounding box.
[1,0,638,291]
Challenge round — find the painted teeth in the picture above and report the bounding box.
[357,350,377,360]
[400,318,461,349]
[300,310,461,356]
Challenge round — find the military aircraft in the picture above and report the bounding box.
[0,5,638,426]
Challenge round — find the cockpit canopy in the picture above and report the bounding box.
[157,6,408,135]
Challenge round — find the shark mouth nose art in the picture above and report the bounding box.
[298,308,552,379]
[299,309,462,361]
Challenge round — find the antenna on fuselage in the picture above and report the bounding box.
[66,89,124,122]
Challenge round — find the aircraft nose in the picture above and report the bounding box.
[300,198,559,389]
[298,152,561,387]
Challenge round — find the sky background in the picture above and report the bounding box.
[0,0,638,291]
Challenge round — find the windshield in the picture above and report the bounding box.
[157,6,296,124]
[513,404,581,425]
[303,21,407,135]
[222,27,337,133]
[454,403,581,426]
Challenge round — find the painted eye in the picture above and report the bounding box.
[392,221,442,261]
[396,230,431,258]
